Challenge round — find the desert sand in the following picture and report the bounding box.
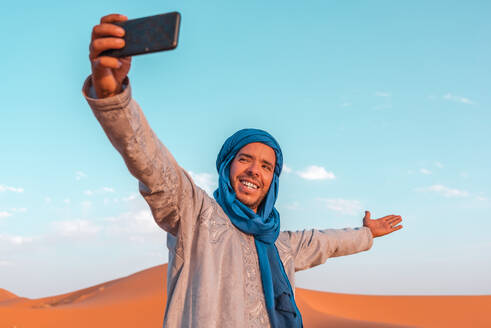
[1,264,490,327]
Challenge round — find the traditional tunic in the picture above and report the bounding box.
[83,77,374,328]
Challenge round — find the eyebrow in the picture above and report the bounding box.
[237,152,274,169]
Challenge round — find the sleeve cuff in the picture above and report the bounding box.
[82,75,131,111]
[362,226,374,250]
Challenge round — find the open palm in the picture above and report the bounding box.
[363,211,403,238]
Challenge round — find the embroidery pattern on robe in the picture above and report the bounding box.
[238,232,270,327]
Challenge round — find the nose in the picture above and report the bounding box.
[246,161,260,177]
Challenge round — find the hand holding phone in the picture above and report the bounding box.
[89,14,132,98]
[89,12,181,98]
[100,12,181,58]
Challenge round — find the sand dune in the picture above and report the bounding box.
[0,288,18,302]
[1,264,489,327]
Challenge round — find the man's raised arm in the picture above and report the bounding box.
[83,14,202,236]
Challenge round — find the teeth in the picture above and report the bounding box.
[241,180,258,189]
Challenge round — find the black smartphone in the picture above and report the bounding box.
[101,12,181,58]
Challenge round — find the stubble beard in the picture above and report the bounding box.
[235,188,268,213]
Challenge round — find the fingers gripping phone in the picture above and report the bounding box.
[101,12,181,57]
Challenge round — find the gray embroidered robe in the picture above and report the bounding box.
[83,77,374,328]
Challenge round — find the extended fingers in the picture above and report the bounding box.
[382,215,401,221]
[391,224,403,231]
[94,56,122,70]
[386,215,403,232]
[92,23,125,40]
[90,14,127,59]
[100,13,128,24]
[90,37,125,59]
[387,216,402,225]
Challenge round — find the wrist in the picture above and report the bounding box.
[363,223,378,238]
[90,78,128,99]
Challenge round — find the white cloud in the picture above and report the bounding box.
[0,234,34,245]
[122,193,138,202]
[101,196,127,204]
[104,209,161,238]
[133,210,154,230]
[282,164,292,174]
[84,187,115,196]
[129,235,145,243]
[418,184,469,198]
[443,93,475,105]
[10,208,27,213]
[44,197,52,203]
[373,104,392,110]
[0,208,26,219]
[52,219,102,237]
[435,162,444,168]
[81,201,92,208]
[340,102,352,107]
[188,171,217,195]
[0,260,13,266]
[419,168,432,175]
[284,201,300,210]
[297,166,335,181]
[63,198,71,204]
[0,184,24,193]
[375,91,390,97]
[476,196,488,202]
[318,198,362,216]
[75,171,88,181]
[0,211,12,219]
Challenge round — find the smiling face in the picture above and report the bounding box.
[229,142,276,213]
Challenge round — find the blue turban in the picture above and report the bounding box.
[213,128,303,328]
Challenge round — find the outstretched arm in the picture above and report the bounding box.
[280,211,403,272]
[281,227,373,272]
[83,14,203,236]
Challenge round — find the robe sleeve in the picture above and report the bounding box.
[82,76,203,236]
[281,227,373,272]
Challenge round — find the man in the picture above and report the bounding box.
[84,14,403,328]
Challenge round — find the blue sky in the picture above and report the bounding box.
[1,0,490,298]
